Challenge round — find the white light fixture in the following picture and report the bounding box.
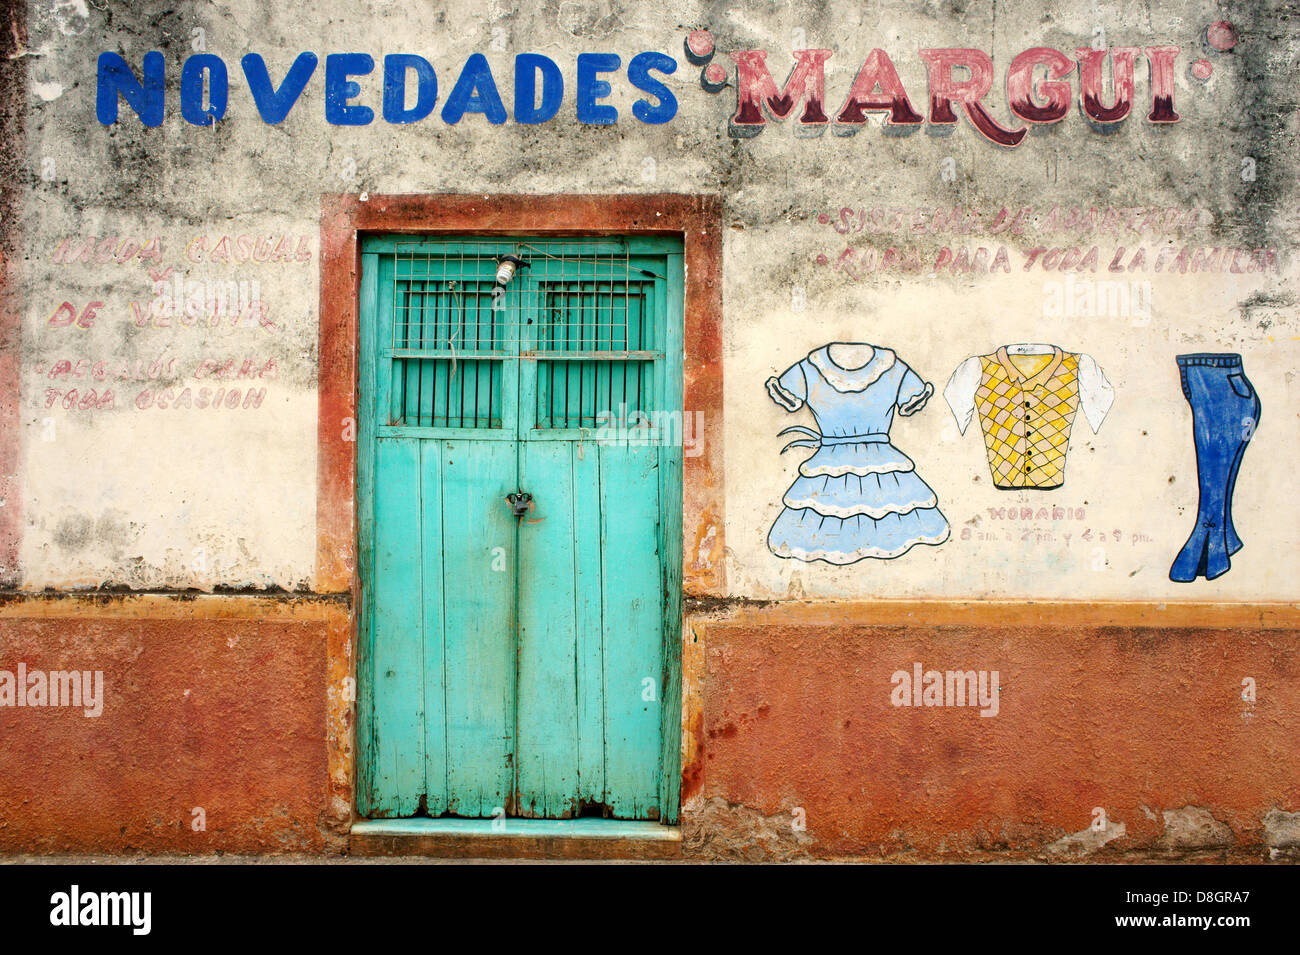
[494,253,527,289]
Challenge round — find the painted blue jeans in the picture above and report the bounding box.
[1170,354,1259,582]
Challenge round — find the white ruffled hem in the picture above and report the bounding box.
[782,491,937,519]
[797,442,916,477]
[771,528,951,563]
[800,460,915,477]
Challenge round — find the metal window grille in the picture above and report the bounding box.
[389,239,660,429]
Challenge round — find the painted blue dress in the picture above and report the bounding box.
[765,345,950,563]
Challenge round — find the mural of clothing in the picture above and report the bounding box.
[1170,354,1259,582]
[944,344,1114,490]
[765,344,949,564]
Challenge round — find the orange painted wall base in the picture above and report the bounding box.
[2,596,1297,858]
[0,596,349,854]
[683,602,1300,859]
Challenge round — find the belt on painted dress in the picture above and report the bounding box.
[778,427,890,453]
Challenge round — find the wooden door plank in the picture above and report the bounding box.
[370,437,426,816]
[515,439,581,817]
[441,438,518,817]
[419,440,449,814]
[657,252,685,824]
[571,440,606,807]
[356,252,381,813]
[599,442,665,819]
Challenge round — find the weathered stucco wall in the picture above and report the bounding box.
[1,0,1298,858]
[10,0,1300,599]
[683,603,1300,860]
[0,596,348,853]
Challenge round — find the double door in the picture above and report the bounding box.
[357,236,683,821]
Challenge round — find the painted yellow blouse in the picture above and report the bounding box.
[944,344,1114,490]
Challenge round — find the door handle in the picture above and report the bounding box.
[506,491,533,518]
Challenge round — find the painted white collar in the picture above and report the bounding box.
[808,344,897,393]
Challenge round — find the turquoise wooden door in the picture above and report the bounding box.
[357,236,683,823]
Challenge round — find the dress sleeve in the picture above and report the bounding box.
[895,364,934,416]
[1077,353,1115,432]
[766,361,808,412]
[943,356,982,435]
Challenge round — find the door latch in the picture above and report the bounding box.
[506,491,533,518]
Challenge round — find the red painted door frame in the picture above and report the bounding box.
[314,193,726,818]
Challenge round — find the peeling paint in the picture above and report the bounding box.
[1160,806,1234,849]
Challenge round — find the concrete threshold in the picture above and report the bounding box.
[349,818,683,860]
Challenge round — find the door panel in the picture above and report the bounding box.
[514,439,665,818]
[416,440,448,813]
[515,440,582,817]
[598,443,665,819]
[437,438,517,817]
[571,442,606,809]
[369,436,425,816]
